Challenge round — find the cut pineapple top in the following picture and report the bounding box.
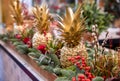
[33,3,53,33]
[10,0,23,25]
[57,5,86,48]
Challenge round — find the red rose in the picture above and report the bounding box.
[37,44,46,54]
[15,34,22,39]
[23,37,30,44]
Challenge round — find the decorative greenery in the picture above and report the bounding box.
[82,1,114,33]
[1,2,120,81]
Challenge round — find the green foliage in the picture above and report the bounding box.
[16,44,29,54]
[0,33,11,42]
[21,28,34,39]
[82,2,114,33]
[47,40,63,54]
[47,54,61,67]
[28,52,41,58]
[55,77,70,81]
[10,38,19,42]
[53,67,62,75]
[60,69,75,79]
[28,48,41,58]
[37,54,50,65]
[55,69,75,81]
[42,65,54,73]
[13,41,24,46]
[92,76,104,81]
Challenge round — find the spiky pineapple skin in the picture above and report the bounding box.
[32,32,52,48]
[60,42,87,68]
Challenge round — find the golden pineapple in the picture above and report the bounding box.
[10,0,24,34]
[57,5,87,68]
[32,4,53,48]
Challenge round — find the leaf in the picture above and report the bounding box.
[38,54,49,65]
[16,45,28,54]
[28,48,40,53]
[55,77,70,81]
[47,54,61,67]
[18,49,27,54]
[28,52,41,58]
[10,39,19,42]
[60,69,75,79]
[13,41,23,46]
[43,66,54,73]
[92,76,104,81]
[53,67,62,75]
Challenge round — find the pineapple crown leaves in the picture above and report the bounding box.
[10,0,23,25]
[33,3,53,33]
[57,5,86,48]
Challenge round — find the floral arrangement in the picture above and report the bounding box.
[0,1,120,81]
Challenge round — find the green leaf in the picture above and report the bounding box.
[43,66,54,73]
[55,77,70,81]
[13,41,24,46]
[2,37,9,42]
[28,48,39,52]
[16,45,28,54]
[92,76,104,81]
[10,39,19,42]
[38,55,49,65]
[53,67,62,75]
[28,52,41,58]
[47,54,61,67]
[60,69,75,79]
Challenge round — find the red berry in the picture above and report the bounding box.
[85,71,89,75]
[75,56,81,60]
[79,66,83,70]
[37,44,46,54]
[85,79,91,81]
[71,58,75,61]
[81,79,85,81]
[78,78,81,81]
[71,58,76,63]
[27,41,32,48]
[75,62,80,65]
[102,76,106,80]
[82,61,86,64]
[23,37,30,44]
[88,75,92,79]
[85,66,91,71]
[82,57,85,61]
[82,64,85,67]
[78,74,85,79]
[15,34,22,39]
[72,77,76,81]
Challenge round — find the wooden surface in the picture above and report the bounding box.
[0,40,57,81]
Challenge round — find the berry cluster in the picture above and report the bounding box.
[15,34,32,48]
[68,56,95,81]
